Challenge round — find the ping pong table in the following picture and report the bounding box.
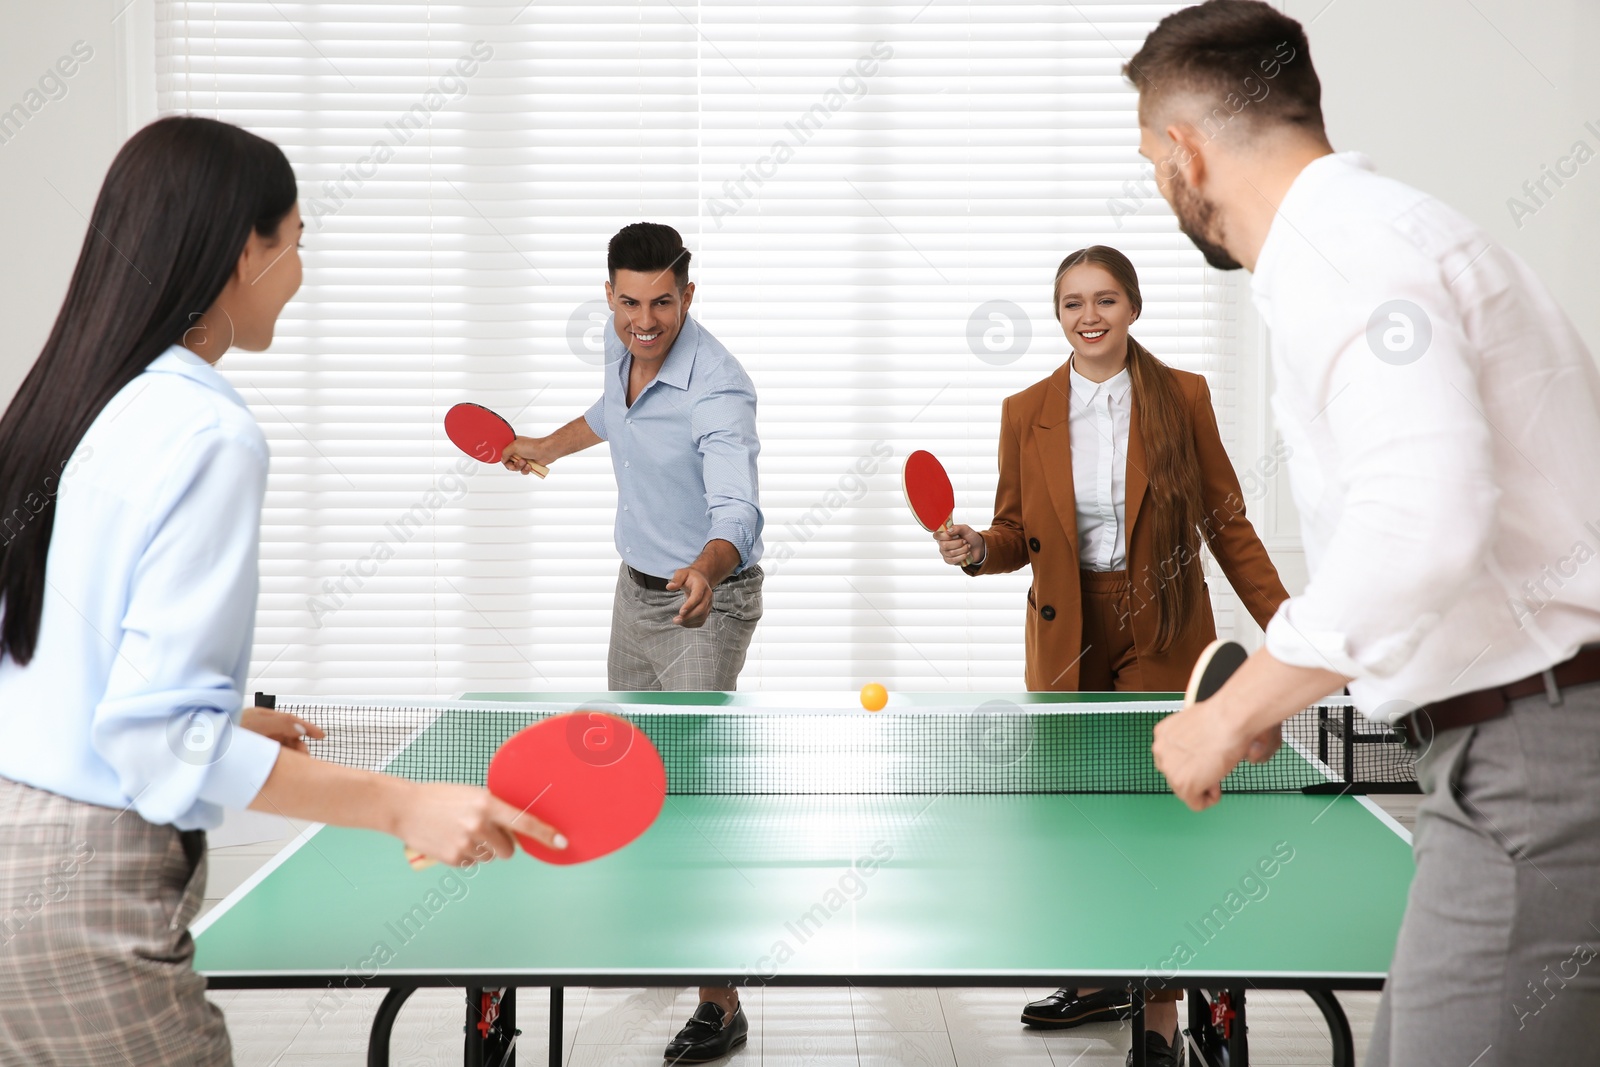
[195,691,1416,1067]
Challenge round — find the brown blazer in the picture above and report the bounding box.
[966,362,1288,691]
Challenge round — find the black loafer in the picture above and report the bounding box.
[1125,1027,1185,1067]
[1021,987,1135,1029]
[664,1001,749,1064]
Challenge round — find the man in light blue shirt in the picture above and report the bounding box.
[505,223,765,698]
[506,225,764,1060]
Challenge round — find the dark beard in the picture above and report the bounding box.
[1170,170,1244,272]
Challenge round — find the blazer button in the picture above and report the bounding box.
[1028,537,1041,552]
[1040,604,1056,621]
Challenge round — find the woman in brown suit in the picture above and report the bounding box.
[934,245,1289,1067]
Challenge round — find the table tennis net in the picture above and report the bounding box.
[263,697,1418,795]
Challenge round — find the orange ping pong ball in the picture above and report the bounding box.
[860,683,889,712]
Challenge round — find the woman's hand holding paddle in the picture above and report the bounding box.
[396,782,566,869]
[400,711,665,871]
[934,524,984,566]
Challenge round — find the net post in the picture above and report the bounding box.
[1317,705,1330,767]
[1342,706,1356,787]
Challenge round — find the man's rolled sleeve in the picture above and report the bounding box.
[90,431,280,828]
[1265,234,1499,679]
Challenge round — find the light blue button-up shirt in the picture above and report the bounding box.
[584,315,763,579]
[0,346,281,830]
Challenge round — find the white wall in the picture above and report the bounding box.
[1227,0,1600,610]
[0,0,148,406]
[1289,0,1600,352]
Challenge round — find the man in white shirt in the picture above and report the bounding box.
[1130,3,1600,1066]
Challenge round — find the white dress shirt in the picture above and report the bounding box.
[1253,152,1600,720]
[1067,361,1132,572]
[0,346,281,828]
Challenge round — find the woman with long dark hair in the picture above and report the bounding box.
[0,117,560,1065]
[933,245,1289,1066]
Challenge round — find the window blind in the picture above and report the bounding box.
[153,1,1238,696]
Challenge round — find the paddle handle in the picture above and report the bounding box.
[404,846,438,871]
[940,518,972,567]
[518,460,550,478]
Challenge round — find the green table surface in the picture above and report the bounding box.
[197,693,1411,988]
[455,691,1187,707]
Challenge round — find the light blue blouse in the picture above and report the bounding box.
[0,346,280,830]
[585,315,764,579]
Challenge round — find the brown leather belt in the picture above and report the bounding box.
[625,565,746,593]
[1399,643,1600,749]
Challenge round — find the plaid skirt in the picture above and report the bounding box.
[0,775,231,1066]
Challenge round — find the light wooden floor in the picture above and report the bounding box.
[210,983,1382,1066]
[204,795,1417,1066]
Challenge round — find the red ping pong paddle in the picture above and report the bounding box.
[1184,638,1249,706]
[406,710,666,870]
[904,449,970,565]
[444,403,549,478]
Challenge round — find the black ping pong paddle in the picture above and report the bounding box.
[1184,638,1248,706]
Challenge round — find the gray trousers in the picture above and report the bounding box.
[1368,680,1600,1067]
[607,563,763,691]
[0,777,231,1067]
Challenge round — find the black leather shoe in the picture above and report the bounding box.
[664,1001,749,1064]
[1124,1027,1185,1067]
[1020,987,1135,1029]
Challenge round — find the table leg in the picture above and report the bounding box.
[497,988,518,1067]
[1128,987,1147,1067]
[366,984,416,1067]
[1183,990,1235,1067]
[550,986,563,1067]
[464,987,485,1067]
[1307,990,1355,1067]
[1185,989,1210,1065]
[463,988,519,1067]
[1229,988,1249,1067]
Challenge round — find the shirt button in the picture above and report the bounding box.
[624,461,630,467]
[1028,537,1041,552]
[623,505,629,511]
[1040,604,1056,621]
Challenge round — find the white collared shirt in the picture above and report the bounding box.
[0,346,281,828]
[1253,152,1600,720]
[1067,361,1132,572]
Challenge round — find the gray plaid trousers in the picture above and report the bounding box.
[0,776,231,1067]
[608,563,763,691]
